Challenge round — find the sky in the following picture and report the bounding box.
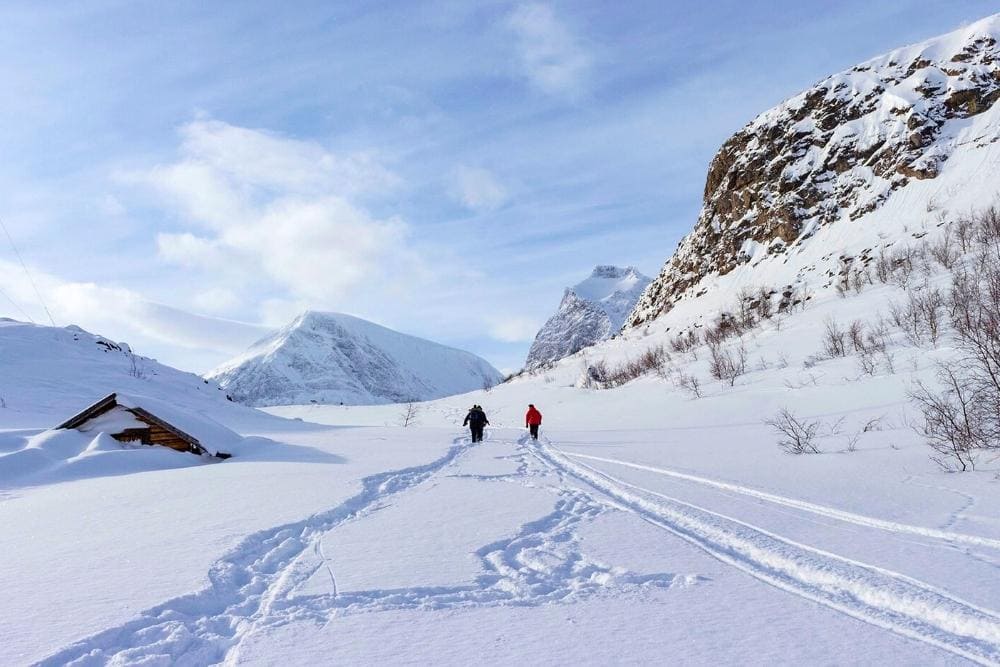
[0,0,997,374]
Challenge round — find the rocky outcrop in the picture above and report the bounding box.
[630,16,1000,326]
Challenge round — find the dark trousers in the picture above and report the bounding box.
[470,425,484,442]
[529,424,539,440]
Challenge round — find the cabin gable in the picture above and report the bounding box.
[57,393,208,456]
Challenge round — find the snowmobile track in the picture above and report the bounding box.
[565,452,1000,551]
[532,438,1000,666]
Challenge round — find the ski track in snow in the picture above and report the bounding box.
[35,434,693,667]
[565,453,1000,551]
[533,438,1000,666]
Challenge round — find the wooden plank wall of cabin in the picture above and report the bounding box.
[147,423,195,452]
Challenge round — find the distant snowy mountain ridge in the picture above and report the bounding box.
[207,311,503,407]
[630,15,1000,326]
[526,266,650,369]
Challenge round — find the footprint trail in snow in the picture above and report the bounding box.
[37,434,695,667]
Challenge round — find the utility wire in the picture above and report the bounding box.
[0,217,55,326]
[0,283,34,323]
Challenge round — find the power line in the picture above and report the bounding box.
[0,283,34,323]
[0,217,55,326]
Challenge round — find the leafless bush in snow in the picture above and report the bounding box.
[822,316,847,357]
[669,330,699,354]
[676,373,703,399]
[585,345,669,389]
[708,339,747,386]
[398,401,421,427]
[765,408,821,455]
[909,208,1000,470]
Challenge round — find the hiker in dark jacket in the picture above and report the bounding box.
[463,404,489,442]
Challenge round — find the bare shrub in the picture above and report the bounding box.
[708,339,748,386]
[844,430,861,452]
[822,316,847,357]
[850,268,870,294]
[874,248,894,284]
[765,408,821,454]
[862,416,884,432]
[847,320,866,353]
[928,229,959,269]
[676,373,703,399]
[669,330,699,353]
[857,349,878,376]
[909,209,1000,469]
[585,345,669,389]
[955,216,975,253]
[398,401,420,427]
[910,369,989,471]
[889,285,944,347]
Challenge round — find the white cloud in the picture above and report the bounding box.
[0,259,271,371]
[191,287,242,315]
[507,3,591,97]
[130,119,421,308]
[450,165,508,212]
[488,316,541,343]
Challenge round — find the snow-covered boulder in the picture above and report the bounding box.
[526,266,650,369]
[206,311,503,407]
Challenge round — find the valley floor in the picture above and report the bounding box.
[4,408,999,665]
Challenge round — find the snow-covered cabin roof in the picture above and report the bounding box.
[57,393,240,457]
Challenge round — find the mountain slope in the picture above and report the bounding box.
[526,266,650,369]
[207,311,502,406]
[630,14,1000,326]
[0,318,241,428]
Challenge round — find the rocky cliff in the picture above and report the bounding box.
[630,15,1000,326]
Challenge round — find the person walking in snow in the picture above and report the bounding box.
[463,404,489,443]
[525,404,542,440]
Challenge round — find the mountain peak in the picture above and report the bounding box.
[525,266,651,369]
[208,312,501,407]
[589,265,637,279]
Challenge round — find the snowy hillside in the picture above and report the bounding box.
[207,311,503,407]
[526,266,650,369]
[0,319,290,489]
[0,318,239,427]
[631,14,1000,326]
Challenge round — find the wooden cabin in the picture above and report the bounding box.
[57,393,210,456]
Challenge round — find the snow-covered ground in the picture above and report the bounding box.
[4,16,1000,665]
[4,257,997,664]
[3,188,1000,663]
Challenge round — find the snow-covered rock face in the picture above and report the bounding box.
[630,15,1000,326]
[207,311,503,407]
[526,266,650,368]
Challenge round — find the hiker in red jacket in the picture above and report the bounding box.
[525,404,542,440]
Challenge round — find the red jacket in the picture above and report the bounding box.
[525,407,542,426]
